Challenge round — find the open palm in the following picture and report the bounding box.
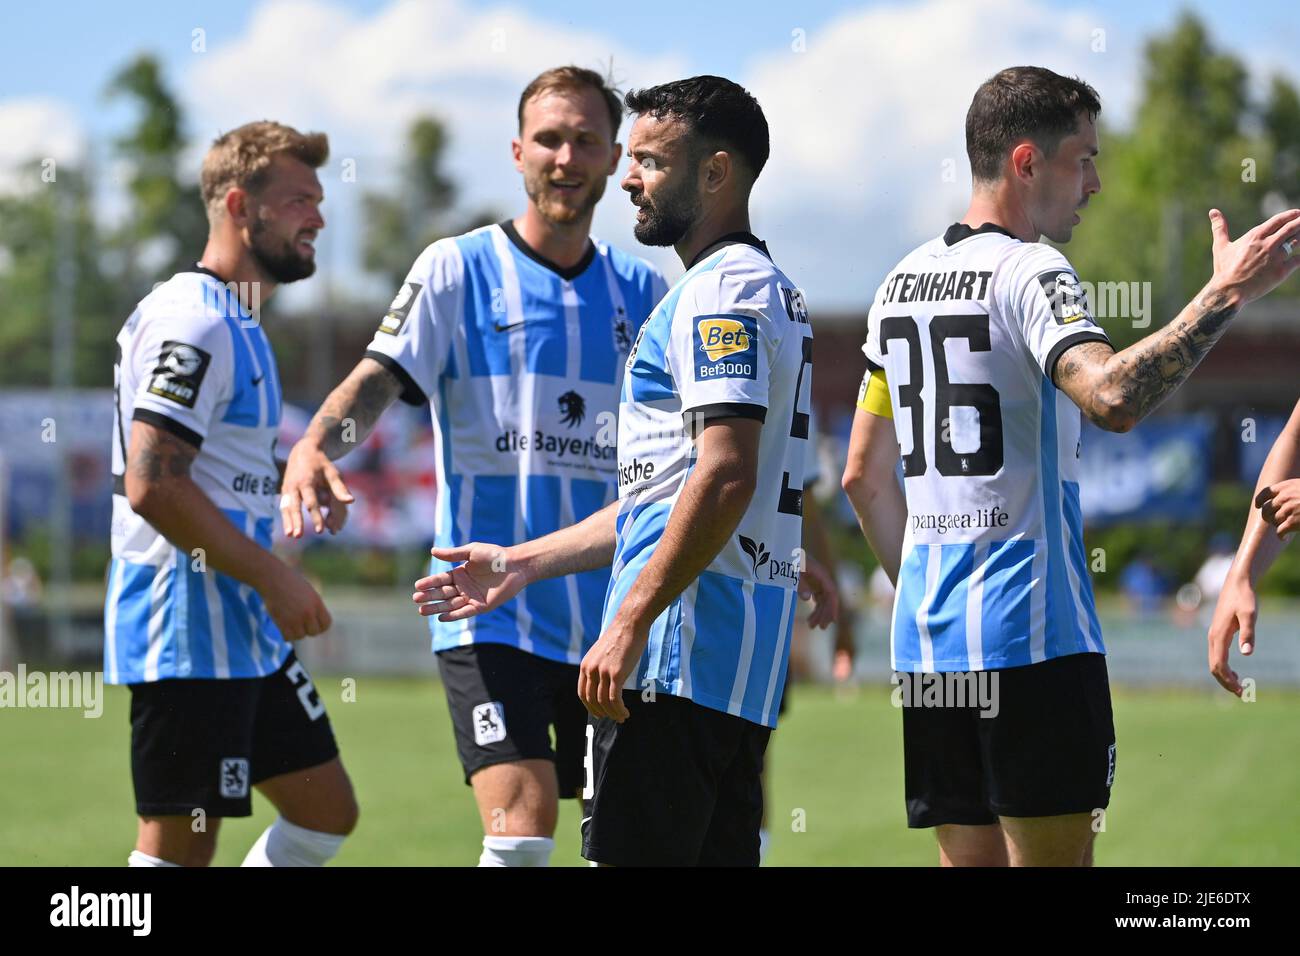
[412,543,526,622]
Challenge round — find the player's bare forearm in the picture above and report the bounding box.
[125,424,283,590]
[1229,399,1300,585]
[510,500,620,583]
[842,408,907,584]
[611,420,759,631]
[1054,283,1242,432]
[304,358,403,460]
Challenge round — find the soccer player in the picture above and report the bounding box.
[106,122,358,867]
[842,66,1300,867]
[413,75,818,867]
[280,67,665,867]
[1207,392,1300,695]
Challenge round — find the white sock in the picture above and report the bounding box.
[478,835,555,867]
[241,816,347,867]
[128,850,181,867]
[759,828,771,865]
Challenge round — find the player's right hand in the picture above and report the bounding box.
[281,440,355,538]
[1207,207,1300,308]
[1206,574,1256,697]
[263,565,332,641]
[412,543,527,621]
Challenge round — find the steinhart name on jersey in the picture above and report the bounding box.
[50,886,151,936]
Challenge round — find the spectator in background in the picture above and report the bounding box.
[1119,552,1171,617]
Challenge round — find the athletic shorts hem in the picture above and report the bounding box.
[248,743,340,787]
[988,796,1112,819]
[905,808,998,829]
[461,750,559,787]
[135,801,251,819]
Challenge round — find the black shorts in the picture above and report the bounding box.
[437,642,587,794]
[582,692,772,867]
[128,650,339,818]
[901,652,1116,828]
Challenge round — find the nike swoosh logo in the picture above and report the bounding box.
[493,320,527,333]
[251,374,264,385]
[580,816,592,825]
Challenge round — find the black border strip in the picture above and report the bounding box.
[684,402,768,436]
[1045,330,1112,382]
[364,350,427,406]
[131,408,203,450]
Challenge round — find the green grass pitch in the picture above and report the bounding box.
[2,678,1297,866]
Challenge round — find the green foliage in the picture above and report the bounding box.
[1066,12,1300,351]
[361,115,498,289]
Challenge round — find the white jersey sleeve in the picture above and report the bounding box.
[668,270,777,425]
[128,310,232,448]
[364,239,463,405]
[1002,244,1110,379]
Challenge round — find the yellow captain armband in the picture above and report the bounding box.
[856,367,893,419]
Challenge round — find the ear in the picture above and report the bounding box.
[224,187,249,226]
[1010,141,1037,183]
[606,141,621,176]
[511,136,524,174]
[703,150,731,194]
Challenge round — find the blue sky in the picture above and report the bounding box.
[2,0,1297,310]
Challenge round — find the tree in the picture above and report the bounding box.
[361,115,496,289]
[104,54,208,293]
[1065,12,1300,351]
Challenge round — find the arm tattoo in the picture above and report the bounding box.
[316,361,403,459]
[131,428,196,483]
[1109,287,1238,421]
[1055,288,1239,429]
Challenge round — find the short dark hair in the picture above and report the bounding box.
[966,66,1101,182]
[624,75,769,180]
[517,66,623,141]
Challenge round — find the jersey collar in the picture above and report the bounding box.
[687,231,770,271]
[942,222,1019,246]
[191,262,230,284]
[499,219,596,281]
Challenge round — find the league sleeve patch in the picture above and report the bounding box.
[693,314,759,381]
[1036,269,1091,325]
[378,281,422,335]
[146,340,212,409]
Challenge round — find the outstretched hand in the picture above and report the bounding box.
[412,543,527,622]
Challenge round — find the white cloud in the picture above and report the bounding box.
[0,97,85,194]
[742,0,1135,310]
[182,0,691,307]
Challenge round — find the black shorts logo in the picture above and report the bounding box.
[220,757,249,798]
[472,701,507,746]
[378,281,422,335]
[147,341,212,409]
[1036,269,1091,325]
[1106,742,1116,788]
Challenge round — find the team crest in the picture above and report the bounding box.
[220,758,249,798]
[473,701,507,746]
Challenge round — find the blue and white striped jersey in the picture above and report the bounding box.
[105,267,289,684]
[605,236,813,728]
[365,222,666,665]
[863,223,1112,673]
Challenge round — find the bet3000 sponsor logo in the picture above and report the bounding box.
[694,315,758,381]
